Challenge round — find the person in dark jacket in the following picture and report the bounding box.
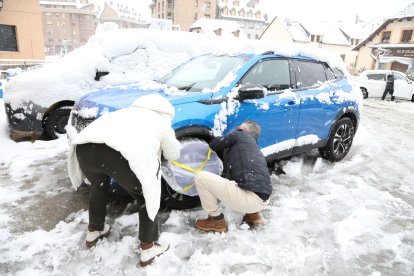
[382,73,395,101]
[194,120,272,232]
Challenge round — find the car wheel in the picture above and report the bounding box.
[44,107,72,139]
[160,179,201,210]
[319,117,355,162]
[411,94,414,102]
[361,88,368,99]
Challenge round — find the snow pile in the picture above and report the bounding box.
[4,28,348,110]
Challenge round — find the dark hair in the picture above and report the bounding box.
[242,120,261,138]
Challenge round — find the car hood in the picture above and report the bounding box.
[75,82,214,113]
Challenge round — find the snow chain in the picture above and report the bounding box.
[171,147,212,192]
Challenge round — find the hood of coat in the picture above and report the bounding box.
[131,93,175,119]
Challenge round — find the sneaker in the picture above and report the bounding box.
[140,242,170,267]
[242,212,263,226]
[195,216,228,233]
[85,224,111,248]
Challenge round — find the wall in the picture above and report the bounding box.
[0,0,45,61]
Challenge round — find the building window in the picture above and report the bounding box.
[205,1,211,11]
[205,14,210,19]
[195,13,198,20]
[381,31,391,43]
[311,35,321,42]
[401,30,413,43]
[0,25,18,52]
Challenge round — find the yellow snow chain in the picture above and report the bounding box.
[171,147,212,192]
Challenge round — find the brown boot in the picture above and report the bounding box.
[195,215,228,233]
[242,212,263,226]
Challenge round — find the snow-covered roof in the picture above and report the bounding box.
[283,19,309,42]
[339,22,377,40]
[190,18,246,38]
[354,3,414,51]
[393,3,414,19]
[301,21,350,46]
[280,18,351,46]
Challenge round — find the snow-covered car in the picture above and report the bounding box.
[3,29,231,141]
[358,69,414,101]
[69,45,362,210]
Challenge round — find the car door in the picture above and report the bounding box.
[392,72,413,100]
[363,72,386,98]
[225,58,300,157]
[293,60,345,143]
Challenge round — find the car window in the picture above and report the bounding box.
[332,68,344,79]
[325,66,336,81]
[159,54,248,92]
[240,59,290,91]
[295,61,327,88]
[366,73,385,81]
[393,72,407,82]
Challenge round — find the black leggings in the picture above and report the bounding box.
[76,143,159,243]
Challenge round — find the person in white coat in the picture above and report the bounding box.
[67,93,180,267]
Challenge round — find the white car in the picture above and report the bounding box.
[358,70,414,102]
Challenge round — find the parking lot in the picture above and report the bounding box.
[0,98,413,275]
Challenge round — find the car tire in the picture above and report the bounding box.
[319,117,355,162]
[44,107,72,139]
[160,179,201,210]
[361,88,368,99]
[411,94,414,102]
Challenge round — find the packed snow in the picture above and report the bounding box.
[1,96,414,275]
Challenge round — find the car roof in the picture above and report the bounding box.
[362,69,406,75]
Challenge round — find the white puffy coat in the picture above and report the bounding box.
[67,94,181,221]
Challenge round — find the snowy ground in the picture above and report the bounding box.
[0,98,413,276]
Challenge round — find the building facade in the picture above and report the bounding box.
[150,0,219,31]
[40,0,97,56]
[0,0,45,62]
[353,3,414,74]
[217,0,267,40]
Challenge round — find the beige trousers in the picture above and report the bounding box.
[194,171,268,217]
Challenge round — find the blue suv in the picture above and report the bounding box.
[69,52,361,209]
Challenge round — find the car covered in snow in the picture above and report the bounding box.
[68,45,362,210]
[3,29,228,141]
[358,69,414,101]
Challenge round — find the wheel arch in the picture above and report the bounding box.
[42,100,75,126]
[174,125,215,141]
[327,107,359,140]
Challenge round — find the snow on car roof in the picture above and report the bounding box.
[4,28,347,108]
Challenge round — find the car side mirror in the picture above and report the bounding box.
[238,84,266,101]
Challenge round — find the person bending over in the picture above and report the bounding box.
[67,94,180,266]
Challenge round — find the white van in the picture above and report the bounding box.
[358,69,414,102]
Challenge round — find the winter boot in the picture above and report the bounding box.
[195,214,228,233]
[140,242,170,267]
[242,212,263,227]
[85,224,111,248]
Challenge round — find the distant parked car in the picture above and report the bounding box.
[69,51,362,210]
[358,69,414,101]
[3,29,225,141]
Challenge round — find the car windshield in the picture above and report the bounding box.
[158,54,249,92]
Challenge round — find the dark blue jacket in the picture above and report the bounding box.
[210,129,272,200]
